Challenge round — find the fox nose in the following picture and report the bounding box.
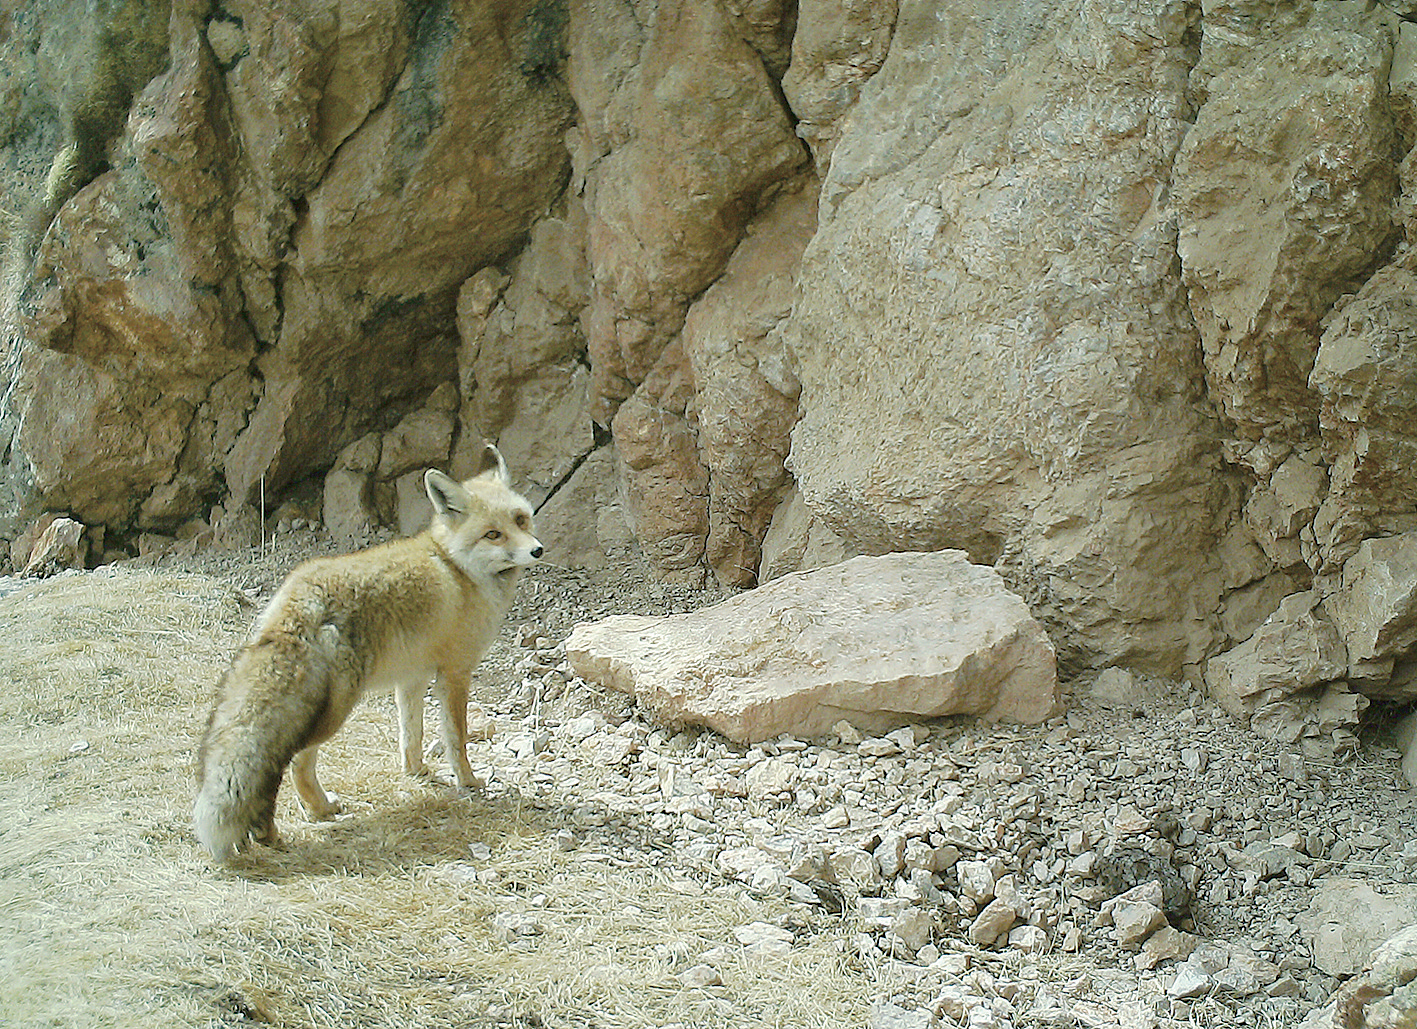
[530,545,543,559]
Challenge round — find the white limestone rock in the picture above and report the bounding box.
[566,551,1059,744]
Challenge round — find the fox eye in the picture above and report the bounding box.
[484,529,503,541]
[516,514,530,529]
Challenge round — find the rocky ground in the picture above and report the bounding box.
[6,527,1417,1028]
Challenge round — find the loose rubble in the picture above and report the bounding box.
[428,562,1417,1029]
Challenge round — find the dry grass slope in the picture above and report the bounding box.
[0,566,867,1028]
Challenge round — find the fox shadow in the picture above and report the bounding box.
[221,781,651,882]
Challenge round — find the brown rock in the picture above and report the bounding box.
[611,341,710,582]
[1204,592,1347,722]
[376,403,455,481]
[1324,533,1417,690]
[1175,21,1398,442]
[456,211,595,503]
[782,3,1241,675]
[570,0,806,417]
[683,183,816,587]
[224,0,574,507]
[532,446,639,572]
[1310,263,1417,569]
[322,468,376,544]
[1300,879,1417,978]
[1333,923,1417,1029]
[781,0,897,171]
[22,516,87,577]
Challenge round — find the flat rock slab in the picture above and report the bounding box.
[566,551,1059,744]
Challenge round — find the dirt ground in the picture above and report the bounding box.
[1,530,1414,1029]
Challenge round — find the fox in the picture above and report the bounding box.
[193,444,542,862]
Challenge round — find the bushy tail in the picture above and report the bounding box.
[194,631,334,861]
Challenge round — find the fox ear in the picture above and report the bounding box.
[473,443,510,485]
[424,469,468,517]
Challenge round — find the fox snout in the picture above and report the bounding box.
[493,530,542,571]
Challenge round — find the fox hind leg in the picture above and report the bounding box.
[290,744,342,820]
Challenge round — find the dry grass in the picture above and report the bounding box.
[0,567,870,1028]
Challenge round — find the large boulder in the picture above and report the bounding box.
[782,0,1238,674]
[566,550,1060,743]
[1175,17,1398,444]
[1310,262,1417,569]
[568,0,806,418]
[1298,879,1417,978]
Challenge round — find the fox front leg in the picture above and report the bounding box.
[395,678,432,778]
[433,669,484,791]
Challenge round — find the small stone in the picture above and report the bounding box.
[677,964,722,989]
[957,859,998,902]
[1182,747,1208,774]
[890,907,939,955]
[1111,898,1168,949]
[829,846,881,886]
[1008,924,1048,953]
[968,897,1019,947]
[1168,960,1213,999]
[868,1001,934,1029]
[1138,926,1198,970]
[834,720,864,745]
[732,921,793,957]
[876,832,908,879]
[859,736,901,758]
[859,897,911,925]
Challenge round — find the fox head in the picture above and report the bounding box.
[425,445,542,587]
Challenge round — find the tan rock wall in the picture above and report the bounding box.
[3,0,1417,705]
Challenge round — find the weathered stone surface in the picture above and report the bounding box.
[532,446,638,572]
[1326,533,1417,663]
[6,0,1417,718]
[682,184,815,587]
[1204,591,1346,721]
[13,6,253,529]
[565,551,1059,743]
[611,341,710,583]
[1310,262,1417,569]
[758,484,854,583]
[569,0,806,418]
[322,467,376,544]
[1298,878,1417,977]
[376,399,455,481]
[780,0,897,171]
[227,0,575,504]
[1175,18,1398,443]
[1242,454,1327,571]
[1332,923,1417,1029]
[455,209,597,505]
[783,0,1238,675]
[21,516,86,577]
[393,469,432,537]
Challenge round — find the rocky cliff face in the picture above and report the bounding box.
[3,0,1416,745]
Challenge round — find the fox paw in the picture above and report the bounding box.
[304,793,342,821]
[452,772,486,793]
